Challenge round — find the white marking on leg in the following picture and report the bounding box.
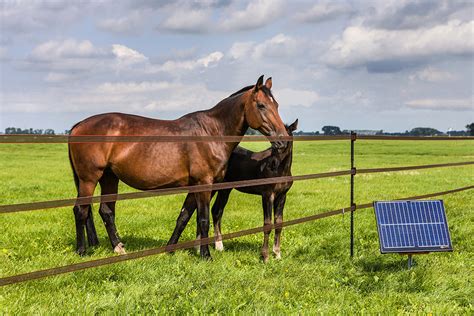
[215,240,224,251]
[273,245,281,259]
[114,242,126,255]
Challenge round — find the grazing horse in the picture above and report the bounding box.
[68,75,288,259]
[168,120,297,262]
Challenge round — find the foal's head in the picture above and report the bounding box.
[244,75,288,148]
[261,119,298,175]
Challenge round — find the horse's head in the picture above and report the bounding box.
[244,75,288,148]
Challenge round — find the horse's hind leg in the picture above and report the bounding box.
[98,170,124,254]
[74,181,97,256]
[85,208,99,247]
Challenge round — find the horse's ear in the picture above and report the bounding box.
[265,77,272,89]
[289,119,298,132]
[254,75,264,91]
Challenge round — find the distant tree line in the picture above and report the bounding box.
[311,123,474,136]
[4,127,56,135]
[3,123,474,136]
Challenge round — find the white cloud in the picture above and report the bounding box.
[21,38,224,83]
[112,44,148,69]
[2,80,229,113]
[228,41,255,60]
[360,0,471,30]
[0,1,91,35]
[294,2,352,24]
[30,39,106,61]
[409,67,456,82]
[220,0,283,31]
[325,20,474,71]
[0,46,7,60]
[405,98,473,111]
[252,34,301,59]
[98,10,149,35]
[159,9,211,33]
[44,72,73,83]
[228,34,304,61]
[273,88,320,108]
[149,51,223,73]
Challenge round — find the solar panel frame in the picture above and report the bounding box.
[374,200,453,254]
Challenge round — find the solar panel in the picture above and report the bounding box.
[374,200,452,254]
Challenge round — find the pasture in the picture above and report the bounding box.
[0,140,473,314]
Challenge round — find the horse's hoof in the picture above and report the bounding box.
[114,242,126,255]
[263,255,270,264]
[273,247,281,259]
[200,250,212,261]
[76,248,86,256]
[215,240,224,251]
[88,239,99,247]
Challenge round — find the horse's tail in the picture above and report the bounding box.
[68,145,79,192]
[68,122,81,193]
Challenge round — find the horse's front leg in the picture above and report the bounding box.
[261,193,274,263]
[195,191,212,259]
[273,192,287,260]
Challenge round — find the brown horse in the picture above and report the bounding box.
[168,120,297,262]
[68,75,288,259]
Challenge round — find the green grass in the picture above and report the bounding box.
[0,140,473,314]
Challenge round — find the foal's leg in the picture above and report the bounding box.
[273,193,287,259]
[211,189,231,251]
[261,193,274,263]
[195,191,212,259]
[167,194,197,246]
[98,171,124,254]
[74,181,97,256]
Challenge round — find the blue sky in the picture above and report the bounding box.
[0,0,473,133]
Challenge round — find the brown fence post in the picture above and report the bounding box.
[350,131,357,257]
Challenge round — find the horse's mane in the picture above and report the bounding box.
[228,85,273,98]
[228,85,253,98]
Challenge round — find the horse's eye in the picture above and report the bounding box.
[257,103,265,110]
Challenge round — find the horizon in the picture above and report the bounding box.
[1,0,473,132]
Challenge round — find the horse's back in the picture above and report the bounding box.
[68,113,192,189]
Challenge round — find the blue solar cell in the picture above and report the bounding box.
[374,200,452,253]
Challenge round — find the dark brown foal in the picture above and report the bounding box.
[69,75,288,259]
[213,120,297,262]
[169,120,298,262]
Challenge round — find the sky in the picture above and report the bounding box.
[0,0,473,133]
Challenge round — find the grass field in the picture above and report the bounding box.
[0,140,473,314]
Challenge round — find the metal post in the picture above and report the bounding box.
[350,131,356,257]
[407,254,413,269]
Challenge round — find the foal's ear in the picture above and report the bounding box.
[265,77,272,89]
[288,119,299,132]
[254,75,264,91]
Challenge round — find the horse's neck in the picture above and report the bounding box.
[207,93,248,136]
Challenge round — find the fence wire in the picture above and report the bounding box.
[0,185,472,287]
